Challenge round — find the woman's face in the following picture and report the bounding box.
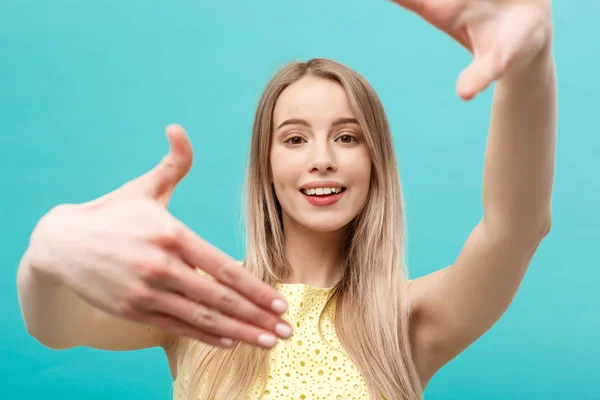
[270,76,372,233]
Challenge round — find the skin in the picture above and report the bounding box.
[391,0,556,386]
[17,0,556,389]
[270,76,371,287]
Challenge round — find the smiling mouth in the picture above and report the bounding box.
[300,187,347,196]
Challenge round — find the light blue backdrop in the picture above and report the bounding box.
[2,1,597,399]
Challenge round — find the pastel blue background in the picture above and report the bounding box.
[2,1,597,399]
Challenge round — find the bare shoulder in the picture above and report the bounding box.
[407,269,465,386]
[407,274,441,387]
[407,223,547,387]
[408,268,473,385]
[163,334,190,380]
[163,334,212,381]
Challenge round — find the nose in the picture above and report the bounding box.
[308,141,337,173]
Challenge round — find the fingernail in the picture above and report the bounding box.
[258,333,277,348]
[220,338,234,347]
[271,298,288,314]
[275,323,293,339]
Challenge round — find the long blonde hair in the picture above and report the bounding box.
[177,58,422,399]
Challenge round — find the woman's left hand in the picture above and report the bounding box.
[391,0,553,100]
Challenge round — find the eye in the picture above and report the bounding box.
[336,134,357,144]
[284,136,305,145]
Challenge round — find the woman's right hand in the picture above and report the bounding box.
[28,124,292,349]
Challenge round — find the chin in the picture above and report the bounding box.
[294,214,354,233]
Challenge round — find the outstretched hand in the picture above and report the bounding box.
[391,0,553,100]
[34,124,292,349]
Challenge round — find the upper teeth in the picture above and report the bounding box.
[302,187,343,196]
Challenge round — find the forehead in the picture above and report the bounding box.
[272,76,355,125]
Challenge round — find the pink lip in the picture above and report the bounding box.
[301,190,345,206]
[299,182,347,206]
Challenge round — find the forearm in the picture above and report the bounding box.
[482,43,557,238]
[17,238,98,349]
[18,206,172,352]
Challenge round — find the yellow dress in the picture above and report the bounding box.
[172,282,369,399]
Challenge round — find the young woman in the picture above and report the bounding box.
[17,0,557,398]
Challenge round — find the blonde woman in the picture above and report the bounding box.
[17,0,556,398]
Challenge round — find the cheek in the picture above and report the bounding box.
[355,167,372,202]
[344,151,372,191]
[270,151,299,191]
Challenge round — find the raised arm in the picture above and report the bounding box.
[388,0,557,383]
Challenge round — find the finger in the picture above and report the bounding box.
[139,311,235,348]
[140,124,194,203]
[163,261,293,339]
[146,291,281,349]
[173,225,290,316]
[456,50,507,101]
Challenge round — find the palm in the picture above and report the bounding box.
[393,0,552,100]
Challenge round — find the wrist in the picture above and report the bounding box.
[28,204,77,283]
[500,40,554,87]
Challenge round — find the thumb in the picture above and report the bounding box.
[82,124,193,210]
[456,50,506,101]
[142,124,194,203]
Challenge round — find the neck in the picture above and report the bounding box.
[281,214,348,289]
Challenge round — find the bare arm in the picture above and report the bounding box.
[16,125,293,358]
[410,41,557,380]
[17,239,170,351]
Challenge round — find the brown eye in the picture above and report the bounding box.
[336,134,357,144]
[285,136,305,145]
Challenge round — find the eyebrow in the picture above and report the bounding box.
[276,117,359,130]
